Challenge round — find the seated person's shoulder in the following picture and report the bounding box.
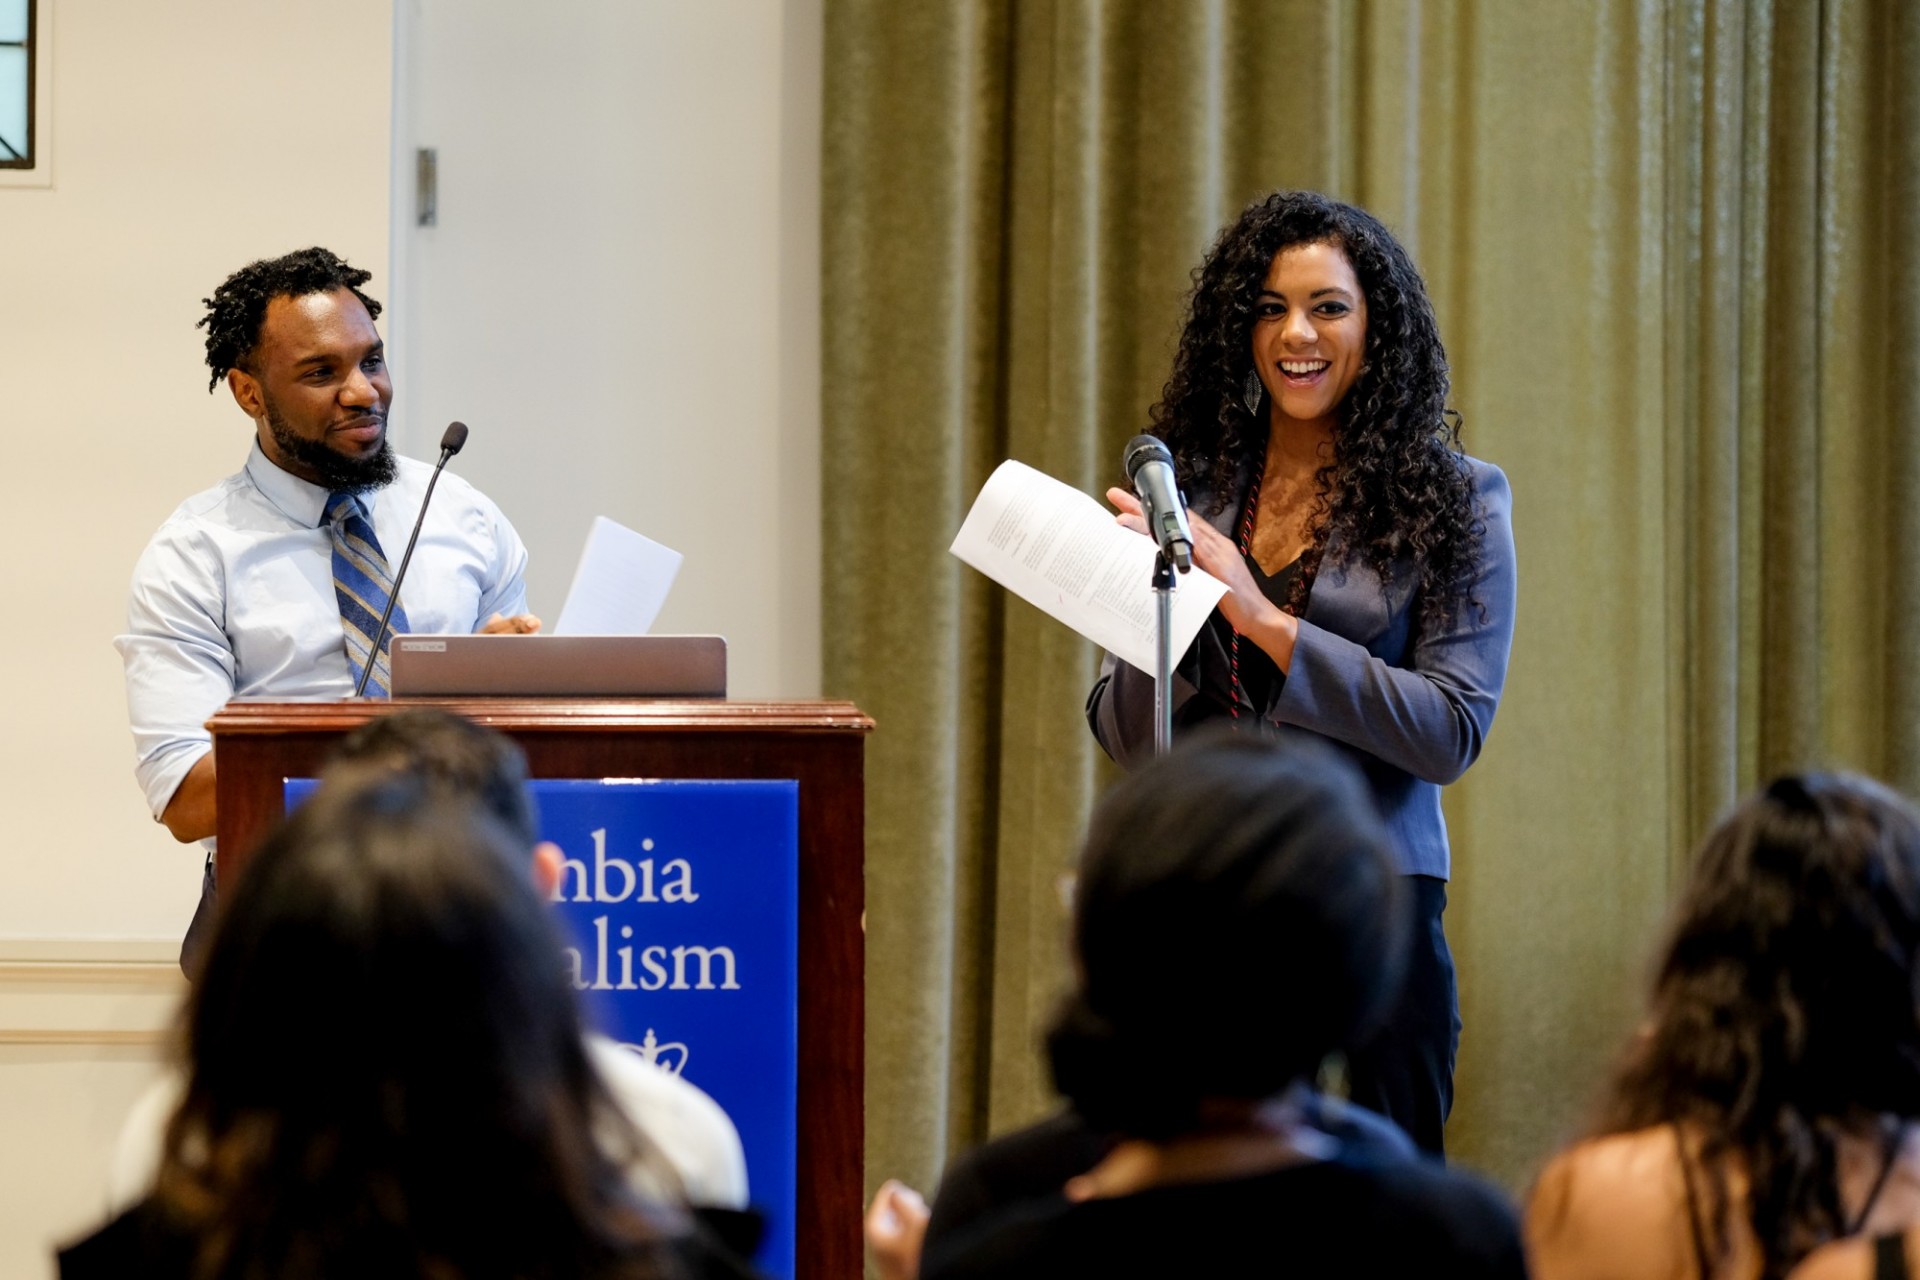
[925,1110,1112,1258]
[1526,1127,1700,1279]
[1327,1144,1526,1270]
[59,1199,196,1280]
[940,1111,1111,1204]
[931,1140,1525,1280]
[1787,1232,1919,1280]
[583,1033,748,1210]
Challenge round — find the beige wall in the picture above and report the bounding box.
[0,0,395,941]
[0,1,394,1270]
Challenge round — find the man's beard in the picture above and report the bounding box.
[264,400,397,494]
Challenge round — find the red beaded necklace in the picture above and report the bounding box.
[1228,468,1263,722]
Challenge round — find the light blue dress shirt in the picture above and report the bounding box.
[116,441,530,820]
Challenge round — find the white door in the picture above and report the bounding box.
[388,0,821,697]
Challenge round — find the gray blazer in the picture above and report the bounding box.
[1088,456,1517,879]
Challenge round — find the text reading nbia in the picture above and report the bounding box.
[555,828,742,993]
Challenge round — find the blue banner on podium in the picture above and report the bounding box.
[286,777,800,1278]
[541,779,800,1278]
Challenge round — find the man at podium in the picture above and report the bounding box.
[114,247,541,969]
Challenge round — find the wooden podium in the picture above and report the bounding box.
[207,697,873,1280]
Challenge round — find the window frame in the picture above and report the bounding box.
[0,0,33,170]
[0,0,47,188]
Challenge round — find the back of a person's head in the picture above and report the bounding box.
[328,707,539,847]
[1613,771,1920,1128]
[159,770,674,1279]
[1597,771,1920,1278]
[1047,732,1405,1139]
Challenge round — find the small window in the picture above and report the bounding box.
[0,0,34,170]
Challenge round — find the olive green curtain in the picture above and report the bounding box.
[823,0,1920,1200]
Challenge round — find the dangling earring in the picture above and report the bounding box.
[1243,367,1264,416]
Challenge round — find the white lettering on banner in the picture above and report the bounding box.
[554,830,702,905]
[566,915,743,993]
[552,827,733,993]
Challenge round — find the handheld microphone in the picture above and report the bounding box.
[354,421,469,698]
[1123,434,1193,573]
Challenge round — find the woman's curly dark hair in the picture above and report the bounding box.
[1151,190,1480,625]
[198,247,382,392]
[1575,773,1920,1279]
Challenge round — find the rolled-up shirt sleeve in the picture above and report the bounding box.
[114,525,234,819]
[471,495,530,628]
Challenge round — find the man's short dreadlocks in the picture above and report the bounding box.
[197,247,383,393]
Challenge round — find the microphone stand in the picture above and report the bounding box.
[353,443,458,698]
[1151,549,1176,756]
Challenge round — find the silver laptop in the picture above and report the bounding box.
[389,635,726,697]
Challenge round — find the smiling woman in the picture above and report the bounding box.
[1087,189,1518,1159]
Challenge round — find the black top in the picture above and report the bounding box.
[1880,1234,1914,1280]
[923,1110,1118,1258]
[1675,1120,1909,1280]
[58,1198,763,1280]
[922,1139,1526,1280]
[1174,550,1307,728]
[921,1095,1425,1276]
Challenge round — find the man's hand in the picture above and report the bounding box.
[479,613,542,635]
[160,754,218,843]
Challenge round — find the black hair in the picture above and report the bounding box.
[328,708,540,848]
[155,773,681,1280]
[1583,772,1920,1279]
[198,246,383,392]
[1152,190,1482,626]
[1046,731,1406,1139]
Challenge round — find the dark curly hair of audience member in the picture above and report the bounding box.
[197,246,383,392]
[1046,731,1407,1141]
[153,771,684,1280]
[1587,773,1920,1280]
[329,707,540,848]
[1151,190,1480,626]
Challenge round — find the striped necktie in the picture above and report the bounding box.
[323,492,412,697]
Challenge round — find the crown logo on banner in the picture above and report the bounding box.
[627,1028,690,1076]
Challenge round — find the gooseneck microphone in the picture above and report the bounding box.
[1123,434,1194,573]
[354,421,470,698]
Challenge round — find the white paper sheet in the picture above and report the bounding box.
[553,515,684,636]
[949,459,1227,673]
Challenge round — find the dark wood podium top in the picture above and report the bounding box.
[208,697,875,878]
[208,696,875,736]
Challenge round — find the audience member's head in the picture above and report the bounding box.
[1046,731,1406,1140]
[156,769,680,1279]
[1591,771,1920,1274]
[329,705,540,845]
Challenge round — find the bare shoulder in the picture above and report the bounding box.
[1532,1127,1688,1214]
[1785,1236,1870,1280]
[1785,1129,1920,1279]
[1785,1233,1919,1280]
[1526,1128,1703,1280]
